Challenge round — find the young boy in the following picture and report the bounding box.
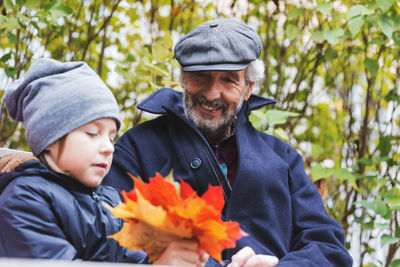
[0,58,206,266]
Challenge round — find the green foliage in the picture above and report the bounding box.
[1,0,400,266]
[245,1,400,265]
[381,234,399,248]
[249,109,299,141]
[378,14,394,38]
[365,58,379,77]
[390,259,400,267]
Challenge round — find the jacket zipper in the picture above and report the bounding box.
[199,141,230,203]
[168,110,232,204]
[94,189,118,260]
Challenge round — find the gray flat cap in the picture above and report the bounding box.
[174,18,262,72]
[5,58,121,156]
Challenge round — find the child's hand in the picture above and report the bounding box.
[153,239,209,266]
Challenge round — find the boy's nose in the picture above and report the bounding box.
[100,139,114,155]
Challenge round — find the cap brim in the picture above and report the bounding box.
[182,63,249,72]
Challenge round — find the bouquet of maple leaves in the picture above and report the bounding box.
[106,172,247,262]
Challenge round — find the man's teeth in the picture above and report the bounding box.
[200,103,218,111]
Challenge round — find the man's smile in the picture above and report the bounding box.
[192,95,228,118]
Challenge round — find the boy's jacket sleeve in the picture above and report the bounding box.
[0,179,78,259]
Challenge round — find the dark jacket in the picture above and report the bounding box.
[104,88,353,266]
[0,158,147,263]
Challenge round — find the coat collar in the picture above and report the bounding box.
[137,87,276,116]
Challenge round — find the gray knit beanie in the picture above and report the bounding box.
[4,58,121,156]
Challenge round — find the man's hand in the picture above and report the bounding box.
[227,246,279,267]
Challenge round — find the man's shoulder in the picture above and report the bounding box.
[252,128,299,159]
[115,115,181,152]
[123,114,177,136]
[255,128,291,147]
[137,88,183,114]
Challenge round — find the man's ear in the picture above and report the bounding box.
[179,71,186,89]
[244,81,255,101]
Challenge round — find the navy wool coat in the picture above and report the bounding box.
[104,88,353,267]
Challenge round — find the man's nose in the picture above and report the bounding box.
[203,79,222,102]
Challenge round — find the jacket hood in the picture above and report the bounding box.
[0,153,38,173]
[137,88,276,116]
[0,158,43,193]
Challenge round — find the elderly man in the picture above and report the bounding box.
[104,18,352,266]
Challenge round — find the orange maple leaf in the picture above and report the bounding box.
[107,172,247,262]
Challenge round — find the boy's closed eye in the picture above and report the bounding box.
[83,121,116,143]
[86,132,98,137]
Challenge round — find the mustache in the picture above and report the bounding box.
[192,95,228,111]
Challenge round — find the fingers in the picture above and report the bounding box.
[154,240,207,267]
[227,247,278,267]
[227,246,255,267]
[171,239,199,250]
[198,248,209,266]
[243,255,279,267]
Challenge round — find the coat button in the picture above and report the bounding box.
[190,158,201,169]
[92,192,100,201]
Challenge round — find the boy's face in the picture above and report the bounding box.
[46,118,117,187]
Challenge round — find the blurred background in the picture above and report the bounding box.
[0,0,399,266]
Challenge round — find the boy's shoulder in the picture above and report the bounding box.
[0,158,73,202]
[0,169,61,214]
[1,164,61,197]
